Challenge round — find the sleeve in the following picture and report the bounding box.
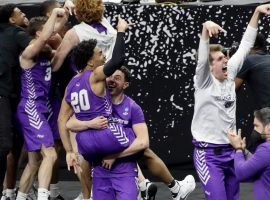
[227,25,257,78]
[130,102,145,125]
[234,145,270,181]
[193,38,212,89]
[15,30,31,50]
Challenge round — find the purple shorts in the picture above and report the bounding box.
[76,123,131,162]
[47,99,61,140]
[17,100,54,152]
[193,142,239,200]
[92,176,138,200]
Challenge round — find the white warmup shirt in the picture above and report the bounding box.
[73,17,117,61]
[191,25,257,144]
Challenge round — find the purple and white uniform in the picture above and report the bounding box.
[192,25,257,200]
[65,70,130,162]
[92,95,144,200]
[17,57,54,151]
[234,141,270,200]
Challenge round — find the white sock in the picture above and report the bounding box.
[16,191,28,200]
[50,183,60,198]
[1,190,6,200]
[6,189,16,199]
[37,188,50,200]
[138,179,150,191]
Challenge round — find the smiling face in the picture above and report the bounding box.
[88,47,106,68]
[10,7,29,27]
[106,69,129,97]
[210,50,228,82]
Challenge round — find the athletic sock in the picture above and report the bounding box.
[37,188,50,200]
[6,188,16,199]
[16,191,28,200]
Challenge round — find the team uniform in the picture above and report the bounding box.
[17,57,56,151]
[92,95,144,200]
[191,25,257,200]
[234,141,270,200]
[65,70,130,162]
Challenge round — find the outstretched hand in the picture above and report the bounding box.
[256,4,270,15]
[64,0,76,16]
[203,21,226,38]
[116,16,134,32]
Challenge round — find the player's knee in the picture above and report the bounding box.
[43,148,58,163]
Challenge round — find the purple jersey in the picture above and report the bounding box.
[234,141,270,200]
[65,70,112,120]
[111,95,145,128]
[17,57,54,151]
[20,58,51,104]
[93,95,145,178]
[66,70,130,162]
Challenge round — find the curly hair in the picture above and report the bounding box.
[74,0,104,23]
[72,39,97,72]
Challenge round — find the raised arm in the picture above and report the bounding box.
[194,21,225,89]
[228,4,270,77]
[91,17,129,83]
[20,8,66,68]
[52,28,79,72]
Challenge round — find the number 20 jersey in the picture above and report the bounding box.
[65,69,112,121]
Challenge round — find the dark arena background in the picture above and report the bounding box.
[2,1,270,199]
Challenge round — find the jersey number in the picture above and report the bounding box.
[71,89,90,113]
[45,67,51,81]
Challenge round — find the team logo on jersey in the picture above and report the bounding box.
[123,107,129,115]
[76,82,80,87]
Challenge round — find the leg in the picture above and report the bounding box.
[224,158,239,200]
[16,151,41,199]
[70,131,91,199]
[92,177,115,200]
[194,148,227,200]
[50,141,64,199]
[39,146,57,189]
[0,151,8,193]
[112,176,138,200]
[143,148,173,184]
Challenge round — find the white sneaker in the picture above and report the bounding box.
[139,179,157,200]
[171,175,196,200]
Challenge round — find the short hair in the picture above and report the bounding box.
[254,107,270,126]
[27,16,48,36]
[253,33,266,52]
[119,66,131,83]
[72,39,97,72]
[0,4,16,23]
[74,0,104,23]
[209,44,224,63]
[40,0,59,16]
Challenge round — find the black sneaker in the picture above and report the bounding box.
[140,181,157,200]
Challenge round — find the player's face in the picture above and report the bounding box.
[90,47,106,67]
[106,70,129,97]
[210,51,228,81]
[10,7,29,27]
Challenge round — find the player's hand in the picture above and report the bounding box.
[256,4,270,15]
[116,16,133,32]
[102,158,116,170]
[227,129,242,149]
[203,21,226,38]
[66,151,82,174]
[89,116,108,130]
[64,0,76,16]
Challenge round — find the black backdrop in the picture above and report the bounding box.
[18,3,268,167]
